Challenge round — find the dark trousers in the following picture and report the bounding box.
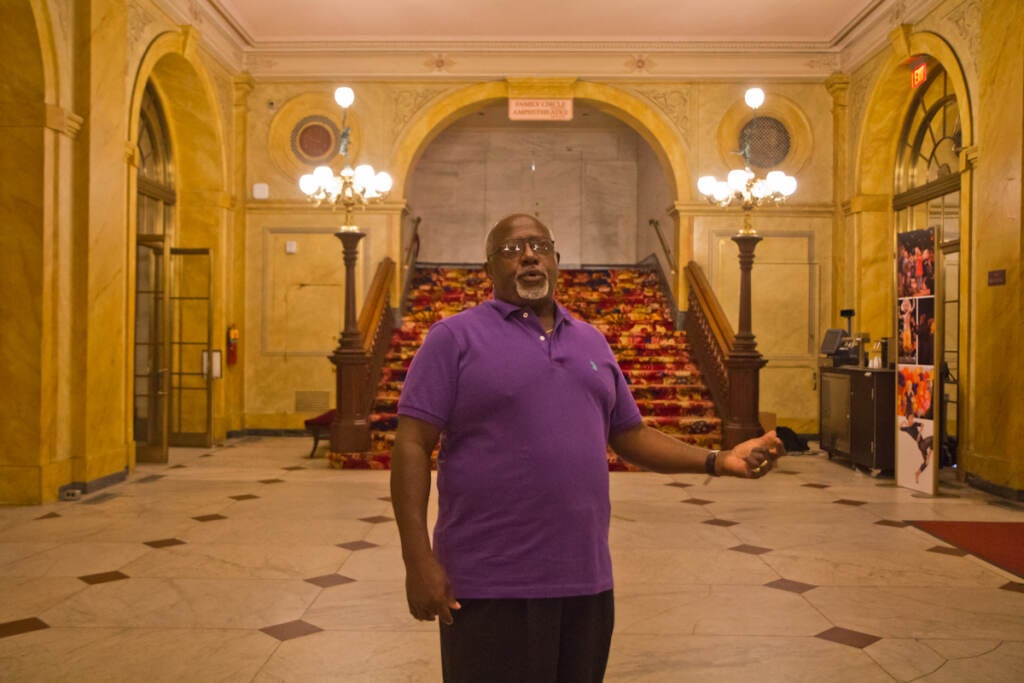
[439,590,614,683]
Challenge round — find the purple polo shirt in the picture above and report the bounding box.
[397,297,642,599]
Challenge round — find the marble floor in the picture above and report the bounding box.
[1,437,1022,682]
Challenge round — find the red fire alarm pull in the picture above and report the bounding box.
[226,324,239,365]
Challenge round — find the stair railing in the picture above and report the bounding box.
[357,257,397,422]
[683,261,735,421]
[399,216,421,317]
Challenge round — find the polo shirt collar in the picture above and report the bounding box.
[486,297,574,329]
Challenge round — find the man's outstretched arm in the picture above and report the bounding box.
[609,425,784,478]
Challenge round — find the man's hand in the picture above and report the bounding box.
[718,430,786,478]
[404,554,461,625]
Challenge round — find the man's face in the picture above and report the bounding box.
[484,216,559,307]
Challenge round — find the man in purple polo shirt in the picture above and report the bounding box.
[391,213,784,682]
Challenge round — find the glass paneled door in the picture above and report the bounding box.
[134,238,170,462]
[168,248,213,447]
[133,243,213,461]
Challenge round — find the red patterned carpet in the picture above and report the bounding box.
[910,520,1024,578]
[329,266,721,469]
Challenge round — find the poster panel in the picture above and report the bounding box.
[896,227,936,494]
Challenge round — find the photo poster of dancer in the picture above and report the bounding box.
[896,227,937,494]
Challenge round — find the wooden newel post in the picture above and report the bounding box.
[330,230,371,453]
[723,233,767,448]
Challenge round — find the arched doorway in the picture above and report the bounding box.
[391,81,692,298]
[405,101,673,268]
[130,38,228,457]
[892,60,964,475]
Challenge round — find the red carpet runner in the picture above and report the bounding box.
[910,520,1024,579]
[329,266,721,469]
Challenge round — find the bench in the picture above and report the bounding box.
[303,409,336,458]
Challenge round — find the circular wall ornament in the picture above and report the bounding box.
[716,93,811,174]
[291,115,340,164]
[266,92,361,180]
[739,116,791,169]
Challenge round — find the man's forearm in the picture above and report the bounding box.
[390,443,435,563]
[609,424,710,474]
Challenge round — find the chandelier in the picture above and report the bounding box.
[298,87,393,231]
[697,88,797,235]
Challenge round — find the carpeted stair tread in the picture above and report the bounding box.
[330,265,722,469]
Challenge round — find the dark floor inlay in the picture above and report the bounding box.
[703,518,739,527]
[666,482,692,489]
[875,482,899,487]
[259,478,285,484]
[774,470,799,475]
[833,499,868,506]
[1000,581,1024,594]
[802,483,830,489]
[260,619,323,642]
[766,578,816,594]
[193,514,227,522]
[875,519,909,527]
[359,515,394,524]
[0,617,50,639]
[35,512,61,520]
[79,571,129,585]
[378,496,392,502]
[816,626,881,649]
[337,540,378,551]
[730,544,772,555]
[136,474,164,483]
[927,545,968,557]
[168,464,186,469]
[682,498,714,506]
[82,492,118,505]
[200,453,215,458]
[305,574,356,588]
[282,466,306,471]
[145,538,186,548]
[230,494,260,501]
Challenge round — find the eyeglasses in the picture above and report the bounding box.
[488,238,555,260]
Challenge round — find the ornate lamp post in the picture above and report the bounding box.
[697,88,797,447]
[298,86,392,453]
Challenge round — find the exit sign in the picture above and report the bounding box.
[911,62,928,88]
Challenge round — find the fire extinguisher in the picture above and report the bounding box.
[226,324,239,365]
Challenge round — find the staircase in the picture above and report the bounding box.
[331,266,721,469]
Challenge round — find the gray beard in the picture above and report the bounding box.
[516,274,550,300]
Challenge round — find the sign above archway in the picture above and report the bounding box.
[508,98,573,121]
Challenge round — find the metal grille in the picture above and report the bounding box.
[740,116,790,168]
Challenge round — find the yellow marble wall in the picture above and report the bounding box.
[0,0,49,503]
[969,0,1023,489]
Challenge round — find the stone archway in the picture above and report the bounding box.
[129,32,229,451]
[390,79,693,296]
[850,31,973,335]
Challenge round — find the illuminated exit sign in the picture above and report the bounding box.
[911,62,928,88]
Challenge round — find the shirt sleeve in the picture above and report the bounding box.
[396,321,460,430]
[606,341,643,434]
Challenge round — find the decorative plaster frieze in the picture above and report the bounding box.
[630,86,691,138]
[391,87,448,140]
[626,54,654,73]
[425,53,455,73]
[127,2,155,54]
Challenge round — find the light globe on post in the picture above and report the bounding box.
[296,85,393,455]
[695,85,797,447]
